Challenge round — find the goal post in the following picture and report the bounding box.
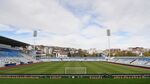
[65,67,87,74]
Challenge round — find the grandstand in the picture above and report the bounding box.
[0,36,37,67]
[108,57,150,68]
[40,57,106,62]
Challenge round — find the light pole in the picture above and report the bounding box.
[33,30,37,55]
[107,29,111,57]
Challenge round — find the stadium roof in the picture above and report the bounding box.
[0,36,29,47]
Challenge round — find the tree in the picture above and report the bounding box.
[78,49,87,57]
[67,52,71,57]
[125,51,136,56]
[144,52,150,56]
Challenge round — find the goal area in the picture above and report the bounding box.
[65,67,87,74]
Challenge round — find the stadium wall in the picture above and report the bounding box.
[0,74,150,79]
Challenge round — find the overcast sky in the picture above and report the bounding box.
[0,0,150,49]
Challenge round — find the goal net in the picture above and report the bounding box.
[65,67,87,74]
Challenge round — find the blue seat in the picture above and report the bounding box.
[0,48,21,57]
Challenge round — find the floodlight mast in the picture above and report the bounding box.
[33,30,37,55]
[107,29,111,58]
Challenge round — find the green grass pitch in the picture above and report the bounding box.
[0,78,150,84]
[0,61,150,74]
[1,62,150,84]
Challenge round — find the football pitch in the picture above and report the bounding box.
[0,62,150,84]
[0,61,150,74]
[0,78,150,84]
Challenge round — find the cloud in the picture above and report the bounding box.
[0,24,14,31]
[0,0,150,49]
[0,0,82,35]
